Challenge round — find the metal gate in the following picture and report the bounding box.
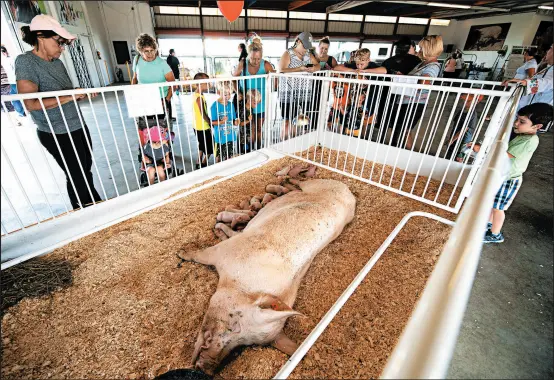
[67,37,93,88]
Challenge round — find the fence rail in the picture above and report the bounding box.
[1,73,514,235]
[267,72,513,212]
[1,75,268,235]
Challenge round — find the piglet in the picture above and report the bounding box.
[302,165,317,178]
[266,185,290,196]
[274,166,291,177]
[239,198,251,210]
[250,197,262,211]
[217,211,252,229]
[287,164,306,178]
[224,207,256,217]
[261,193,277,207]
[214,223,239,239]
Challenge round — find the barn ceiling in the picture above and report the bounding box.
[147,0,551,20]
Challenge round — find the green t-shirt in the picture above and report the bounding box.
[507,134,539,179]
[132,56,172,97]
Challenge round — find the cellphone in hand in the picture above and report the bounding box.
[306,63,314,68]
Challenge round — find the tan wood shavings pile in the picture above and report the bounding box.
[1,153,454,379]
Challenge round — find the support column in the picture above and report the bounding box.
[198,1,207,73]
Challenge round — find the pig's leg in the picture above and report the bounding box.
[214,228,228,241]
[271,332,299,356]
[216,222,240,238]
[177,245,219,266]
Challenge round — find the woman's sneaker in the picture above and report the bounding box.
[484,230,504,243]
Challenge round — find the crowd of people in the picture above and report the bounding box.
[1,13,553,246]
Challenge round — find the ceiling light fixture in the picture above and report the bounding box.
[538,5,553,10]
[427,2,471,9]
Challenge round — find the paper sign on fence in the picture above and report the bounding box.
[123,86,164,118]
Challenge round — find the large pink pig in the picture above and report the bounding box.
[181,179,356,375]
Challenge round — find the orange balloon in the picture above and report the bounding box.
[217,0,244,23]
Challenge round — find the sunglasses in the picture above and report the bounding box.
[53,37,70,48]
[39,35,70,48]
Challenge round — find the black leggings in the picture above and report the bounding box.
[381,103,425,147]
[37,126,102,209]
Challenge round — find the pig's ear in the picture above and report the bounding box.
[254,294,303,322]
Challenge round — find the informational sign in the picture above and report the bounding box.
[123,86,163,118]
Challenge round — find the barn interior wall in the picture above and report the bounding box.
[96,1,155,81]
[430,12,552,67]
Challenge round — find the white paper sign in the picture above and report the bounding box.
[123,86,164,118]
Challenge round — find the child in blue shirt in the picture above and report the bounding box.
[210,82,240,161]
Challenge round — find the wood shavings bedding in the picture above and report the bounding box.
[1,153,455,379]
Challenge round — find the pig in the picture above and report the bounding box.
[266,184,290,196]
[180,179,356,375]
[216,211,252,228]
[261,193,277,207]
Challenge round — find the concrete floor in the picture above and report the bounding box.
[448,131,553,379]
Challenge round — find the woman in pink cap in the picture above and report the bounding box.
[15,15,102,210]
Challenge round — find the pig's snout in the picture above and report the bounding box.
[195,353,217,376]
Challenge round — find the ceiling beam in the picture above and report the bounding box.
[402,6,450,16]
[379,1,510,12]
[288,0,313,11]
[473,0,500,5]
[326,1,373,13]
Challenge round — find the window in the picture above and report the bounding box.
[328,41,361,63]
[430,19,450,26]
[158,6,178,14]
[361,42,394,61]
[202,7,245,16]
[365,15,397,23]
[247,9,287,18]
[205,38,245,56]
[158,38,204,57]
[260,39,287,59]
[289,11,326,20]
[398,17,429,25]
[328,13,363,22]
[158,6,200,15]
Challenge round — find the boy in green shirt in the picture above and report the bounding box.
[470,102,553,243]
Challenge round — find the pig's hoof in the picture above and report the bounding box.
[176,252,191,267]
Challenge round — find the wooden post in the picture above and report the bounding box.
[125,61,131,82]
[104,60,110,85]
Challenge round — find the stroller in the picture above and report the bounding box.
[137,117,182,187]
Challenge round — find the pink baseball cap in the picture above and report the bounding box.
[147,126,164,142]
[30,15,76,41]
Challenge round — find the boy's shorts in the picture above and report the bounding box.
[215,141,235,161]
[195,129,214,156]
[493,178,521,210]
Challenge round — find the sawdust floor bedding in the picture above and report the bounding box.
[1,150,455,380]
